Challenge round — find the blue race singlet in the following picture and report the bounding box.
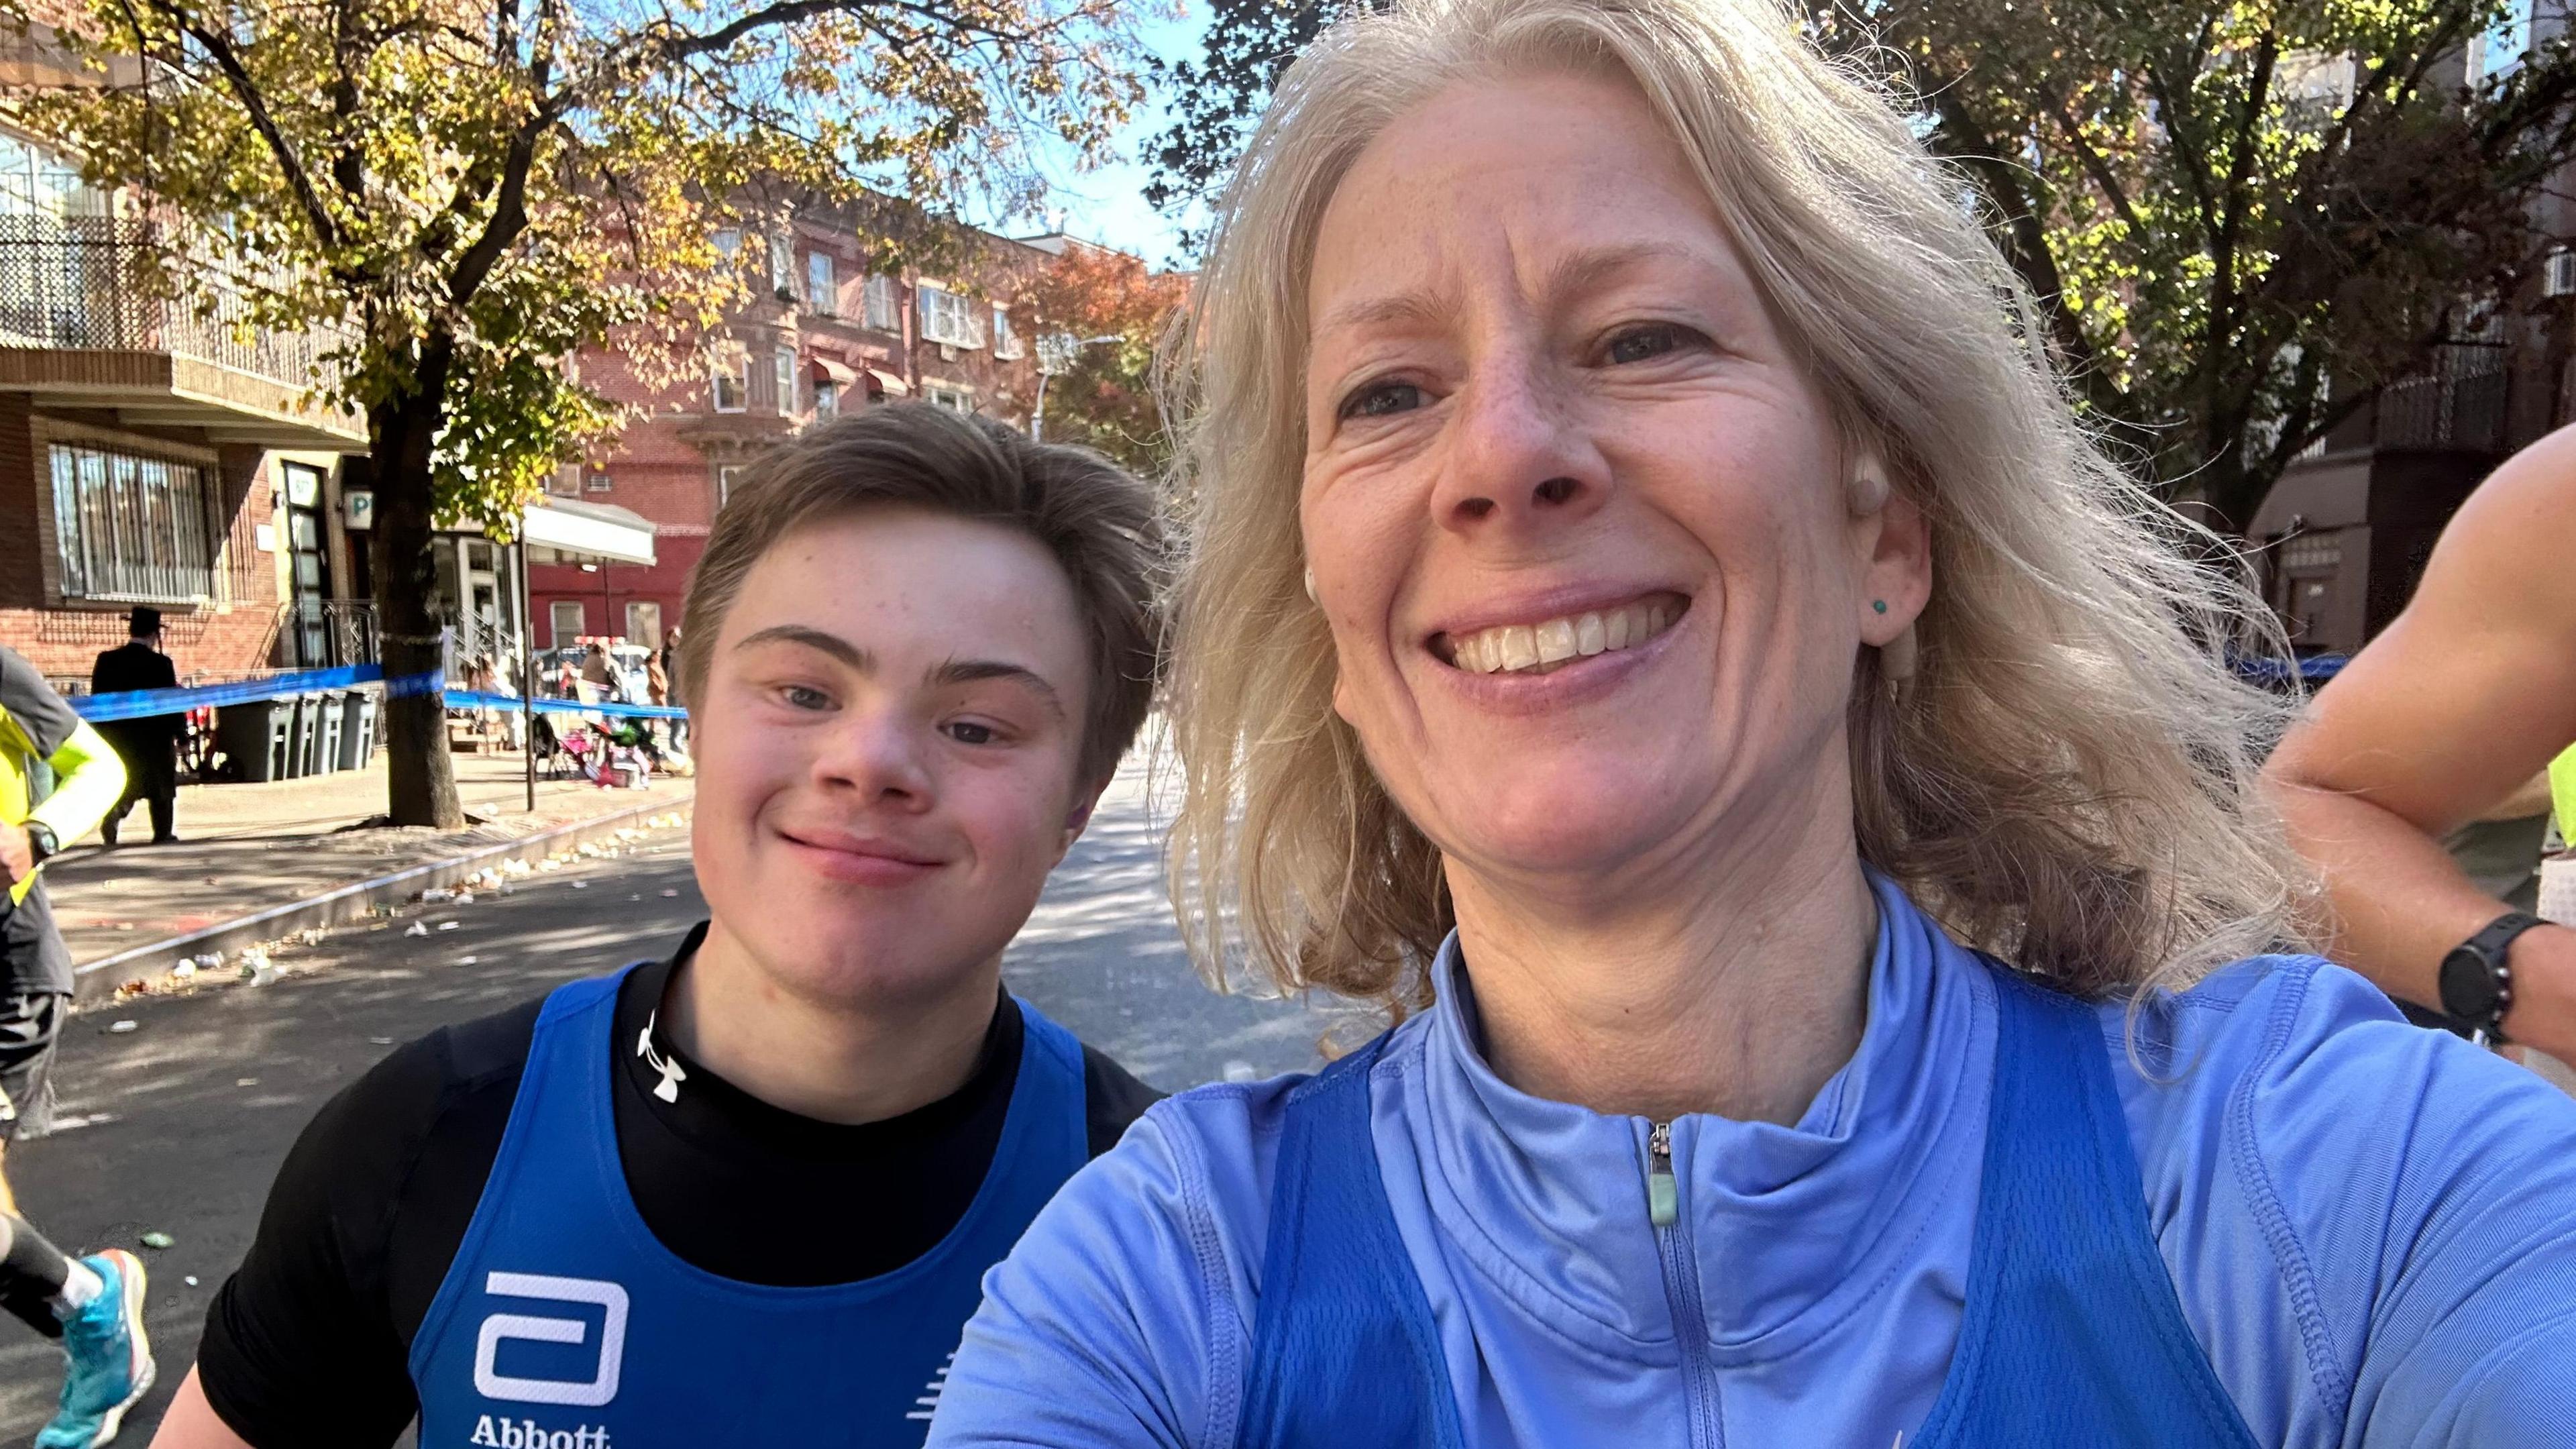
[1233,962,2262,1449]
[407,966,1089,1449]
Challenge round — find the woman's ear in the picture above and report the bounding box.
[1856,480,1931,649]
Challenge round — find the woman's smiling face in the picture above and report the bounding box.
[1301,68,1922,891]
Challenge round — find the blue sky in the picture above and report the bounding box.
[1017,5,1214,270]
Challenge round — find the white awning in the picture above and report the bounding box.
[866,367,911,397]
[521,498,657,567]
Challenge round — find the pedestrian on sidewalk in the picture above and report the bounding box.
[89,610,180,847]
[0,642,155,1448]
[151,403,1167,1449]
[2265,427,2576,1075]
[926,1,2576,1444]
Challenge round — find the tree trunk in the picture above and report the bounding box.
[366,369,465,829]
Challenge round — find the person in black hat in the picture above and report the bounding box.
[89,608,182,847]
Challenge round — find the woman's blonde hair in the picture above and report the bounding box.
[1161,0,2316,1017]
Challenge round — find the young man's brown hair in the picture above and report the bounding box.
[680,402,1164,786]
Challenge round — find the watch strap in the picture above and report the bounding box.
[2447,912,2546,1046]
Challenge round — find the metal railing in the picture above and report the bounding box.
[277,598,379,669]
[0,214,353,393]
[2371,341,2510,451]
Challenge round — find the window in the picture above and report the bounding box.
[584,473,612,493]
[768,233,794,296]
[626,601,663,649]
[2469,0,2532,83]
[545,467,582,497]
[711,356,747,413]
[717,466,745,506]
[863,274,900,331]
[550,600,586,647]
[49,443,220,601]
[992,305,1023,360]
[926,384,973,413]
[917,283,983,348]
[0,135,107,219]
[807,252,837,316]
[774,346,796,412]
[710,227,741,260]
[814,378,839,419]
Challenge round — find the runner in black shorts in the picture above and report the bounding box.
[150,405,1169,1448]
[1,641,156,1447]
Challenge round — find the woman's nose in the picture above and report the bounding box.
[1430,362,1611,536]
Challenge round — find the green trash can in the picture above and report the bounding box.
[215,699,293,782]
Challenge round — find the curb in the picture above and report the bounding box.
[68,792,693,1006]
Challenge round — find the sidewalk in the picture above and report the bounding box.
[42,749,692,981]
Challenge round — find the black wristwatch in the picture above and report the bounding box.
[22,821,57,865]
[2438,912,2547,1048]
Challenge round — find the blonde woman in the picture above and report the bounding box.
[926,0,2576,1442]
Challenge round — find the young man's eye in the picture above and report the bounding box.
[945,721,998,746]
[779,685,832,711]
[1339,380,1425,421]
[1604,323,1697,366]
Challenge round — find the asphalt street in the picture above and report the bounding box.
[0,759,1352,1443]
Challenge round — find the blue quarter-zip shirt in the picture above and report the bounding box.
[926,877,2576,1447]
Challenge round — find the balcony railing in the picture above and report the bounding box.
[278,598,379,669]
[0,214,353,394]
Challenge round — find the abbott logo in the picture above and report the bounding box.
[472,1273,629,1408]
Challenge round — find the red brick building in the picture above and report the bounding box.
[531,210,1058,652]
[0,121,374,688]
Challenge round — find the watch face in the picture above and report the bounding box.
[2440,947,2506,1022]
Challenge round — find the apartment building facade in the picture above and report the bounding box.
[2250,1,2571,655]
[529,208,1052,653]
[0,119,377,686]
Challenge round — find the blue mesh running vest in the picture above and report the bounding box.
[1233,963,2264,1449]
[409,966,1089,1449]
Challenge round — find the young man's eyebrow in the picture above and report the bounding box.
[734,625,873,672]
[932,659,1067,720]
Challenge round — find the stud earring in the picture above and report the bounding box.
[1303,568,1318,605]
[1872,600,1889,615]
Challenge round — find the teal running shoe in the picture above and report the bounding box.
[36,1248,155,1449]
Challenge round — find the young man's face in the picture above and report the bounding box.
[690,506,1098,1011]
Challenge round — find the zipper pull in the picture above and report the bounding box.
[1647,1120,1677,1227]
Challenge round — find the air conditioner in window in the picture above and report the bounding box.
[2547,248,2576,299]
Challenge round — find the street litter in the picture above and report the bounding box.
[236,1078,258,1087]
[404,922,429,936]
[184,1276,199,1287]
[299,928,326,946]
[454,892,476,906]
[573,880,589,890]
[437,921,460,931]
[107,1020,138,1033]
[659,889,679,898]
[368,1036,394,1045]
[421,888,454,904]
[458,956,478,965]
[139,1232,172,1250]
[169,961,196,979]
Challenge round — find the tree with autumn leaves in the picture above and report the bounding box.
[4,0,1148,826]
[1028,241,1189,473]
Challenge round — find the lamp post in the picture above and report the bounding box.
[1030,332,1122,442]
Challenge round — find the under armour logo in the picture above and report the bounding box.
[635,1013,686,1104]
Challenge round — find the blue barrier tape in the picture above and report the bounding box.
[2233,653,2348,686]
[73,663,396,722]
[382,669,449,700]
[443,690,687,720]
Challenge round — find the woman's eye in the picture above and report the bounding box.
[1340,380,1425,421]
[780,685,831,711]
[1605,323,1693,366]
[945,721,997,746]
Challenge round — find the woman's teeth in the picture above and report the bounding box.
[1448,598,1678,676]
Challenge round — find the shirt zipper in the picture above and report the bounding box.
[1646,1120,1723,1448]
